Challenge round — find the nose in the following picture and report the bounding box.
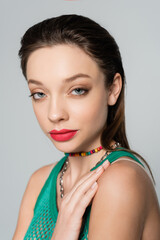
[48,95,69,123]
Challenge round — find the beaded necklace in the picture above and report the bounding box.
[60,142,120,198]
[64,145,103,157]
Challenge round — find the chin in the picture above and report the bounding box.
[50,140,78,153]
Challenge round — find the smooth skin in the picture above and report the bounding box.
[52,160,110,240]
[13,44,160,239]
[13,159,110,239]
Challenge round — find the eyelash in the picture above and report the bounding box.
[29,88,88,101]
[72,88,88,96]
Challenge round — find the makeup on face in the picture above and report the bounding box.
[49,129,78,141]
[26,45,108,153]
[28,76,92,100]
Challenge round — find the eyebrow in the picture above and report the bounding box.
[27,73,91,86]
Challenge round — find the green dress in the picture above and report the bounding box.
[24,147,145,240]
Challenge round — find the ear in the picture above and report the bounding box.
[107,73,122,106]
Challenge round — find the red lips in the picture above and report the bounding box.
[49,129,75,134]
[49,129,78,141]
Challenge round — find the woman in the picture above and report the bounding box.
[13,14,160,239]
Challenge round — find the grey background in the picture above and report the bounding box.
[1,0,160,239]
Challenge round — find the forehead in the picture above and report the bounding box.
[26,44,104,82]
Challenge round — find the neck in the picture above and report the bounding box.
[65,140,116,185]
[65,145,103,157]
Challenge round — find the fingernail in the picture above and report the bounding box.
[102,160,110,168]
[96,165,103,173]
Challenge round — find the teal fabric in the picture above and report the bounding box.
[24,148,145,240]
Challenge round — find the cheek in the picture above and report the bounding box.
[70,94,108,126]
[32,103,47,130]
[88,101,108,128]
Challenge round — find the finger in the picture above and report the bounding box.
[83,181,98,204]
[75,181,99,216]
[61,161,110,216]
[75,159,110,190]
[65,160,110,204]
[64,161,107,201]
[102,159,110,170]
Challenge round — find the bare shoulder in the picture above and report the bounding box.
[88,158,160,240]
[29,162,58,193]
[97,157,157,203]
[13,161,58,240]
[96,158,151,210]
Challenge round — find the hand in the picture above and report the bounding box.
[51,160,110,240]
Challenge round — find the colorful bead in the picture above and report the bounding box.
[64,145,103,157]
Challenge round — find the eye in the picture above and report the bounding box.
[29,92,46,101]
[71,88,88,96]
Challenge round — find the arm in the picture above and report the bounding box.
[88,160,150,240]
[12,163,56,240]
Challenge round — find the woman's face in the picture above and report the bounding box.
[26,44,111,153]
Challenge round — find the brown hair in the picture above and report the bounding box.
[18,14,155,183]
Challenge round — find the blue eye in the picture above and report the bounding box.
[29,92,45,100]
[72,88,88,96]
